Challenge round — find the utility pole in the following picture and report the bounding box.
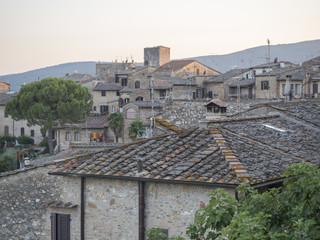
[267,39,271,100]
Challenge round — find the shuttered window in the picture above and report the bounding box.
[51,213,71,240]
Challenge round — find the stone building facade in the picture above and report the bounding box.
[0,80,10,93]
[0,93,43,144]
[0,162,234,240]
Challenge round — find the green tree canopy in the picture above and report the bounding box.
[146,162,320,239]
[5,78,92,154]
[107,112,124,143]
[185,162,320,240]
[128,120,145,138]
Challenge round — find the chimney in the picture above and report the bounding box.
[137,158,143,173]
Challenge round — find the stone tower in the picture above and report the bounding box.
[144,46,170,67]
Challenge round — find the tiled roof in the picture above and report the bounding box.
[93,82,123,91]
[229,79,255,87]
[154,60,196,74]
[119,86,134,93]
[56,115,109,129]
[50,129,239,186]
[0,93,14,105]
[155,118,180,133]
[49,114,315,187]
[129,101,163,108]
[205,69,246,83]
[206,99,229,108]
[212,116,320,164]
[277,71,307,81]
[256,67,298,76]
[78,115,109,129]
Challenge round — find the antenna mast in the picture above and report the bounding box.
[150,74,155,137]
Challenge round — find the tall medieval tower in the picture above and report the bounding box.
[144,46,170,67]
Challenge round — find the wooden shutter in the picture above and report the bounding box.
[51,213,57,240]
[57,214,71,240]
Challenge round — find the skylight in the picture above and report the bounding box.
[262,124,288,132]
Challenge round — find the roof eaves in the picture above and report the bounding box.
[48,171,238,189]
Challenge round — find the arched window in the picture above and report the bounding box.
[126,108,136,119]
[4,126,9,135]
[136,96,143,101]
[135,81,140,89]
[21,127,25,136]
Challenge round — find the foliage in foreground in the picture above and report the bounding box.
[147,163,320,239]
[146,227,185,240]
[0,151,18,173]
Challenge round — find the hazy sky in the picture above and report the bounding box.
[1,0,319,75]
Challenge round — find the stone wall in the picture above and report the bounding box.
[162,101,207,129]
[145,183,234,238]
[0,163,236,240]
[162,101,252,129]
[0,165,63,240]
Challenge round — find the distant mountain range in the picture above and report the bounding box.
[1,39,320,92]
[187,39,320,73]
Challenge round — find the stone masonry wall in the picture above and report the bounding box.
[0,165,63,240]
[162,101,207,129]
[145,183,235,238]
[1,164,236,240]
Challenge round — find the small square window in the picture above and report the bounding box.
[101,91,106,97]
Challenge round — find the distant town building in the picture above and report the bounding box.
[144,46,170,67]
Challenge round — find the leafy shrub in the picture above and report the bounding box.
[0,151,18,173]
[0,135,16,148]
[146,228,185,240]
[17,135,34,145]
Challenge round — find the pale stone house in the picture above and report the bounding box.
[0,93,43,144]
[302,55,320,71]
[55,114,113,151]
[92,82,123,114]
[0,80,10,93]
[153,59,220,78]
[203,68,254,100]
[255,67,299,99]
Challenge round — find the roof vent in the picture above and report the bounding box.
[137,158,143,173]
